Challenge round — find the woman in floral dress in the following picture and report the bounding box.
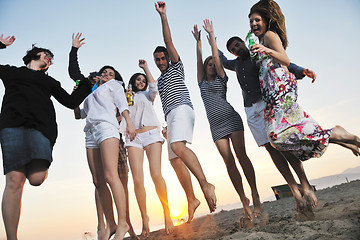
[248,0,360,211]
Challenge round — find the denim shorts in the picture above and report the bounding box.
[85,122,120,148]
[0,127,53,175]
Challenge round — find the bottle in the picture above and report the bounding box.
[247,31,259,61]
[126,84,134,106]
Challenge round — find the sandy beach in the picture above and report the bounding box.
[125,180,360,240]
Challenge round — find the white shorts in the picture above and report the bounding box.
[245,100,269,147]
[85,122,120,148]
[166,105,195,160]
[124,128,164,149]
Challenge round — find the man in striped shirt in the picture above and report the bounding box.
[153,1,217,222]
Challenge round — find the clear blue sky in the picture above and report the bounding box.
[0,0,359,239]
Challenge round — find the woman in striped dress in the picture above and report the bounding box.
[192,20,262,221]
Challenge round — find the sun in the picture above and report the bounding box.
[170,206,187,226]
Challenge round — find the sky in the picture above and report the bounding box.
[0,0,360,239]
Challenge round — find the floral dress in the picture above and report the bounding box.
[256,52,332,160]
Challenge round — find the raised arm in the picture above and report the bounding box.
[218,49,237,71]
[0,34,16,49]
[68,33,86,81]
[155,1,179,63]
[139,59,158,101]
[203,19,225,78]
[139,59,155,84]
[192,25,204,83]
[251,31,290,66]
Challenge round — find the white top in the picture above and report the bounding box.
[80,79,129,132]
[120,82,161,132]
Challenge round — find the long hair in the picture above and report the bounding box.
[249,0,288,49]
[128,73,148,93]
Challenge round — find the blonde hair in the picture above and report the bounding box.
[249,0,288,49]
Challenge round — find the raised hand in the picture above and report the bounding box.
[303,69,317,83]
[138,59,148,69]
[0,34,16,46]
[192,25,201,41]
[72,33,85,48]
[155,1,166,15]
[202,19,214,35]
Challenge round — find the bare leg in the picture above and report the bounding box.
[100,138,129,240]
[145,142,174,234]
[264,144,305,211]
[229,131,262,217]
[171,141,217,213]
[282,152,317,209]
[2,169,26,240]
[214,137,252,220]
[2,160,49,240]
[94,189,106,240]
[170,157,200,223]
[330,125,360,150]
[128,146,150,238]
[119,172,139,240]
[87,148,117,240]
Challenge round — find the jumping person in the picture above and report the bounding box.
[124,59,173,236]
[69,33,136,240]
[192,21,261,220]
[153,1,216,221]
[248,0,360,211]
[0,34,93,240]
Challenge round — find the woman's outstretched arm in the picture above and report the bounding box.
[192,24,204,83]
[203,19,225,78]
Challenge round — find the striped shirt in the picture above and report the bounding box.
[157,59,193,119]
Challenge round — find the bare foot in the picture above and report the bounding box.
[97,227,106,240]
[293,188,305,212]
[164,214,174,234]
[103,224,116,240]
[331,125,360,148]
[241,197,253,221]
[187,198,200,223]
[303,188,317,209]
[128,227,140,240]
[141,215,150,238]
[112,221,129,240]
[202,183,217,213]
[252,193,262,218]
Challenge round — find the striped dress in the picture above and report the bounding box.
[157,59,193,119]
[199,75,244,142]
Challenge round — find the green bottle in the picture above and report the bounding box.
[247,31,258,61]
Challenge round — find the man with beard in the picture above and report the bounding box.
[218,36,317,206]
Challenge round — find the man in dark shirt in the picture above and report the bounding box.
[219,36,317,208]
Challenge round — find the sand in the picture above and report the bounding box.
[125,180,360,240]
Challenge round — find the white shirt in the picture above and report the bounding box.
[80,79,128,132]
[120,82,161,132]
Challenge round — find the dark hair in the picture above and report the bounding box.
[226,36,244,51]
[98,65,125,90]
[128,73,148,93]
[22,45,54,71]
[153,46,169,60]
[248,0,288,49]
